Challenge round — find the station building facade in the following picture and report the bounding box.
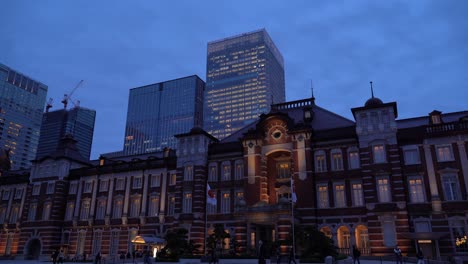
[0,96,467,261]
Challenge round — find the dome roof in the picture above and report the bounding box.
[365,97,383,107]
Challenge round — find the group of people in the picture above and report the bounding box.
[118,250,152,264]
[352,245,424,264]
[51,250,65,264]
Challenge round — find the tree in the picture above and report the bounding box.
[158,228,196,261]
[295,225,338,261]
[206,224,230,256]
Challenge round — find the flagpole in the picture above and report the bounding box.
[205,184,208,256]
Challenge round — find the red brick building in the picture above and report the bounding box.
[0,96,467,261]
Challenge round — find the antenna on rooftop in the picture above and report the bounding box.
[310,80,315,99]
[370,81,374,98]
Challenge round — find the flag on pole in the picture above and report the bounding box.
[206,183,217,205]
[291,178,297,203]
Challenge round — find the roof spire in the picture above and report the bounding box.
[370,81,374,98]
[310,80,315,99]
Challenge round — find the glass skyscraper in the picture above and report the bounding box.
[204,29,285,140]
[36,107,96,160]
[123,75,205,155]
[0,63,48,170]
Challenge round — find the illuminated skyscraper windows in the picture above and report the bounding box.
[205,29,285,140]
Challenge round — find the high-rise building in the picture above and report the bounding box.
[204,28,285,140]
[123,75,205,155]
[36,107,96,160]
[0,63,48,170]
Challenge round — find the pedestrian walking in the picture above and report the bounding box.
[288,247,297,264]
[276,246,282,264]
[416,249,424,264]
[58,250,64,264]
[394,245,403,264]
[352,245,361,264]
[52,249,59,264]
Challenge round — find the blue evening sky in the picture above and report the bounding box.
[1,1,467,159]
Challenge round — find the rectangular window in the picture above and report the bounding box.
[133,177,142,189]
[315,154,326,172]
[436,145,454,162]
[404,148,420,165]
[184,165,193,181]
[9,206,19,223]
[334,184,346,208]
[352,183,364,206]
[442,174,461,201]
[348,151,360,169]
[168,196,175,216]
[65,202,74,220]
[46,182,55,194]
[80,200,90,220]
[277,162,290,179]
[331,152,343,171]
[209,165,217,182]
[0,207,6,223]
[99,180,108,192]
[148,196,160,217]
[43,202,51,220]
[373,145,386,163]
[408,178,425,203]
[235,162,243,180]
[183,192,192,213]
[112,200,123,218]
[96,200,106,219]
[2,190,10,200]
[115,179,125,190]
[151,174,161,187]
[318,184,329,208]
[377,178,391,202]
[32,184,41,195]
[83,181,93,193]
[170,173,177,185]
[28,203,37,221]
[14,188,23,199]
[222,164,231,181]
[130,198,140,217]
[69,183,77,194]
[221,192,230,213]
[92,232,102,256]
[110,231,120,256]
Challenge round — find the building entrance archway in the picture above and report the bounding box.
[25,238,41,260]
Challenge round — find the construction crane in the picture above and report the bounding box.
[45,98,53,112]
[62,80,84,109]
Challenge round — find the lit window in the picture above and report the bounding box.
[170,173,177,185]
[277,162,290,179]
[331,149,343,171]
[235,161,243,180]
[80,200,91,220]
[373,145,386,163]
[377,178,391,202]
[183,192,192,213]
[209,164,218,182]
[65,202,74,220]
[318,184,329,208]
[221,192,230,213]
[130,197,141,217]
[408,177,425,203]
[112,199,123,218]
[352,183,364,206]
[442,174,461,201]
[9,205,20,223]
[148,196,160,217]
[168,196,175,215]
[334,184,346,208]
[315,151,327,172]
[222,162,231,181]
[436,145,454,162]
[43,202,52,220]
[348,150,360,169]
[404,147,420,165]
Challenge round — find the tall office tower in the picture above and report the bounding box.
[123,75,205,155]
[36,107,96,160]
[204,28,285,140]
[0,63,48,170]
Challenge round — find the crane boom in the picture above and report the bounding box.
[61,80,84,109]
